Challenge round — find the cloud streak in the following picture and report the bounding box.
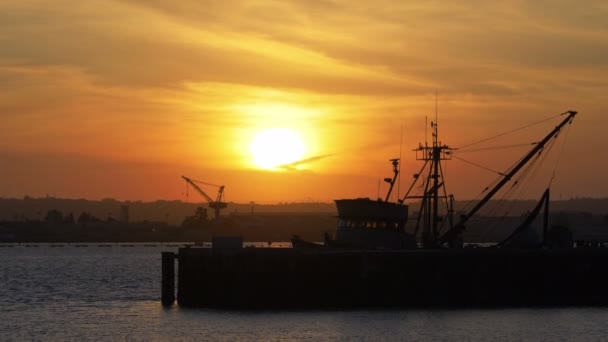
[277,154,334,171]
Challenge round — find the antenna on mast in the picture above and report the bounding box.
[434,89,439,146]
[398,125,403,200]
[435,89,438,128]
[425,115,428,148]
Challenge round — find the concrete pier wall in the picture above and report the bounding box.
[161,251,176,306]
[176,248,608,309]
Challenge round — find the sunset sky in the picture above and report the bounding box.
[1,1,607,203]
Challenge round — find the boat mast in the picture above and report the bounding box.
[433,93,439,246]
[384,158,401,202]
[405,117,453,248]
[440,110,577,247]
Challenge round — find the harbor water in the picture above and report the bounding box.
[2,245,608,341]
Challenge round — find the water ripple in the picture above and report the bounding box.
[2,246,608,341]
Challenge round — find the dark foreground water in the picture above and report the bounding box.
[2,245,608,341]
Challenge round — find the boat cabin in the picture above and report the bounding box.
[332,198,417,249]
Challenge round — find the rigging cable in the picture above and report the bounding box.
[490,143,549,217]
[436,161,453,236]
[486,136,560,240]
[401,160,429,201]
[457,146,527,217]
[467,141,549,236]
[458,173,502,215]
[413,165,434,240]
[548,120,573,187]
[518,138,558,197]
[451,155,505,176]
[455,113,562,150]
[449,112,570,240]
[453,143,536,154]
[187,178,222,187]
[498,145,549,217]
[500,120,570,242]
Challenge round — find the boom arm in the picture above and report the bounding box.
[440,110,577,245]
[182,175,227,219]
[182,176,214,203]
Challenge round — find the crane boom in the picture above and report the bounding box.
[440,110,577,246]
[182,176,214,203]
[182,175,227,219]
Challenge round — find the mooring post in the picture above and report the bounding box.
[162,252,176,306]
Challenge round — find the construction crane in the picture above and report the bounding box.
[181,176,227,219]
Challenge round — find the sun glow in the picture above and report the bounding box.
[249,128,306,169]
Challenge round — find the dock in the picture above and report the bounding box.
[162,245,608,309]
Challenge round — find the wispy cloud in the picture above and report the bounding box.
[277,154,334,171]
[3,0,608,98]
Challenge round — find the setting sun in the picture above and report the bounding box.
[249,128,306,169]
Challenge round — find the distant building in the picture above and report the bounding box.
[120,205,130,223]
[45,209,63,224]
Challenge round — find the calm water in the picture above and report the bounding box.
[1,245,608,341]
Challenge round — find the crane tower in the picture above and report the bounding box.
[182,176,227,219]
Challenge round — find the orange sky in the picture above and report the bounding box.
[1,1,607,203]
